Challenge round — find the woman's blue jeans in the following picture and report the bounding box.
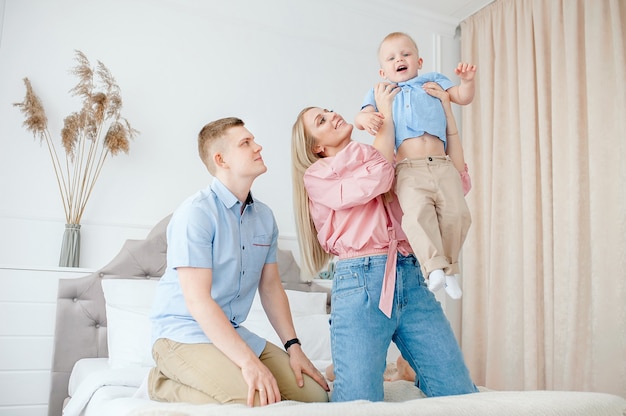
[330,253,478,402]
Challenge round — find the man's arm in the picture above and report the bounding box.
[258,263,329,392]
[178,267,281,406]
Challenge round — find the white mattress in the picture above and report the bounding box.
[63,357,337,416]
[62,358,626,416]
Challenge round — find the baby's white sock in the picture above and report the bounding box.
[444,275,462,299]
[428,269,445,292]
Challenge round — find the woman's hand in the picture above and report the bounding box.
[422,81,450,104]
[374,82,400,111]
[361,82,399,136]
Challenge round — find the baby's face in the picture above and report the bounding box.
[378,36,422,83]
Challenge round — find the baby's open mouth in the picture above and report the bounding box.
[397,65,407,72]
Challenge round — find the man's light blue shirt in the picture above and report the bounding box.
[361,72,455,150]
[150,178,278,356]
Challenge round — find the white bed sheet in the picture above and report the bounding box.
[63,358,626,416]
[63,359,149,416]
[63,357,336,416]
[126,390,626,416]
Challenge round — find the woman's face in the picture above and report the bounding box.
[303,107,352,157]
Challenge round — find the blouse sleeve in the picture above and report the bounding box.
[304,142,395,211]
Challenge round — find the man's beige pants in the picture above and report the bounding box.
[148,338,329,406]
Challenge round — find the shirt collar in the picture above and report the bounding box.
[210,178,254,210]
[397,74,422,88]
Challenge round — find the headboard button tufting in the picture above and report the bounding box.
[73,297,78,302]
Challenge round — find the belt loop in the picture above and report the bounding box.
[364,256,370,270]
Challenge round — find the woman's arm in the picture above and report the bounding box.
[371,82,399,163]
[423,82,465,173]
[424,82,472,195]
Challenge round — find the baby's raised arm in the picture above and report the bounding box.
[446,62,477,105]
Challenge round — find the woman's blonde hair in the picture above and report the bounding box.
[291,107,334,276]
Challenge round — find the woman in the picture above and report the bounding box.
[291,83,477,401]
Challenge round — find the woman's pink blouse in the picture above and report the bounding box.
[303,141,412,259]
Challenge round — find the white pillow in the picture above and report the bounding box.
[249,289,328,317]
[245,290,331,362]
[101,278,159,369]
[102,280,331,368]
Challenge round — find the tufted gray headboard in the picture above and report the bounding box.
[47,214,327,416]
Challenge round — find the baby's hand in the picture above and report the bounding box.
[358,111,385,136]
[455,62,477,82]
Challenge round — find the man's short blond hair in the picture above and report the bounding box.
[198,117,244,175]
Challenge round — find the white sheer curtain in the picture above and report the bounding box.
[459,0,626,396]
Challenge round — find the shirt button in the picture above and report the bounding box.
[242,246,245,250]
[428,157,433,161]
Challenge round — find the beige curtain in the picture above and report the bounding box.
[459,0,626,397]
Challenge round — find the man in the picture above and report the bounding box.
[149,117,329,407]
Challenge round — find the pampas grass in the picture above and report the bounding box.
[14,50,138,225]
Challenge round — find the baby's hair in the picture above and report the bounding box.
[198,117,244,174]
[378,31,420,57]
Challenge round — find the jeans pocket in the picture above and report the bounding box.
[332,266,363,300]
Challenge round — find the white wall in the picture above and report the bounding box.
[0,0,461,270]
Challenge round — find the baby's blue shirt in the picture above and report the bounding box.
[361,72,455,150]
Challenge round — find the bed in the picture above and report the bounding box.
[48,215,626,416]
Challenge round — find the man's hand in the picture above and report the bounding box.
[241,357,281,406]
[287,344,330,392]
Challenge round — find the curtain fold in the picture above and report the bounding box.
[459,0,626,397]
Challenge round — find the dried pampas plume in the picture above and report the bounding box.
[13,50,138,225]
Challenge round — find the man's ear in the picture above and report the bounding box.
[213,152,226,168]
